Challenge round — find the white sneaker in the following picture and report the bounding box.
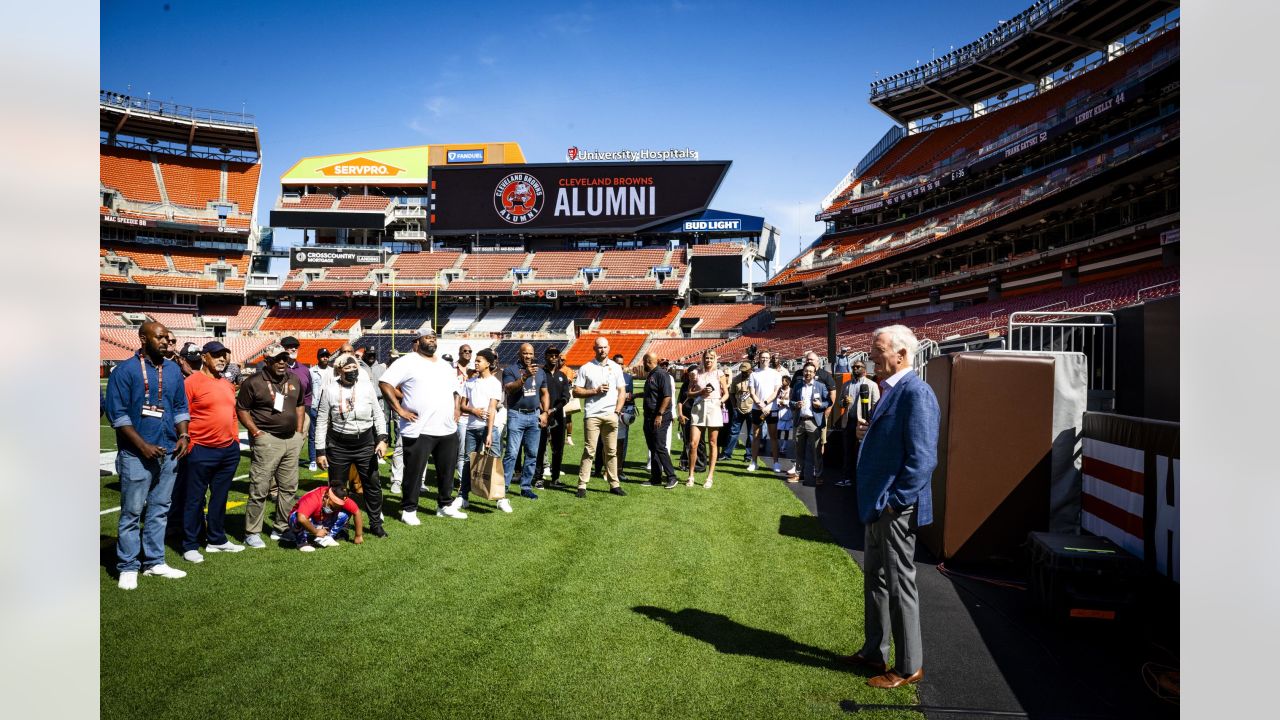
[315,535,339,548]
[143,564,187,580]
[182,550,204,564]
[118,571,138,590]
[308,462,318,472]
[390,481,402,495]
[772,462,782,473]
[205,540,245,553]
[378,457,386,465]
[299,544,316,553]
[746,462,757,472]
[437,499,467,519]
[460,498,470,509]
[401,511,421,526]
[243,533,266,549]
[269,531,281,541]
[497,498,513,513]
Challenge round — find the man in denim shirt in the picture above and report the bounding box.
[105,321,191,590]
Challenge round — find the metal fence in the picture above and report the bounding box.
[1008,311,1116,409]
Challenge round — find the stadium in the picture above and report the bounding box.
[99,1,1181,718]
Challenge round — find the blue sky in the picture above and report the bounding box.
[101,0,1031,269]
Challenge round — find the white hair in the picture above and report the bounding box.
[872,324,919,360]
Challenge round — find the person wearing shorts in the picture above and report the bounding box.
[685,350,728,488]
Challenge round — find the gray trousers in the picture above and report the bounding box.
[244,431,302,535]
[794,418,821,480]
[860,504,923,676]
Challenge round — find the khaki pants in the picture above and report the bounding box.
[578,414,620,489]
[244,431,302,535]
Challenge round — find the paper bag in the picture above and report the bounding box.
[469,451,506,501]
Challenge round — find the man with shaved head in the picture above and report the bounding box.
[105,321,191,589]
[641,352,678,489]
[501,342,550,499]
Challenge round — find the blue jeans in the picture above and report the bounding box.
[306,407,319,463]
[182,440,242,552]
[503,410,542,492]
[288,510,349,545]
[116,447,178,573]
[722,408,747,458]
[460,424,500,501]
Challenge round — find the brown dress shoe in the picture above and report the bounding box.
[838,653,889,674]
[867,668,924,689]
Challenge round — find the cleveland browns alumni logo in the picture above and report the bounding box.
[494,172,544,225]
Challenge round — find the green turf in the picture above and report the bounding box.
[100,407,920,719]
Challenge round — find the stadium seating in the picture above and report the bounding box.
[101,327,140,351]
[598,248,667,277]
[494,340,560,369]
[688,243,743,257]
[304,278,376,293]
[529,250,597,278]
[681,303,767,331]
[200,303,266,331]
[378,306,443,332]
[562,333,646,368]
[714,320,828,363]
[111,247,170,272]
[389,251,463,278]
[598,305,680,331]
[132,274,219,290]
[441,307,480,334]
[225,161,261,213]
[471,307,518,334]
[643,338,728,364]
[337,195,392,210]
[351,334,418,361]
[259,307,337,332]
[330,308,378,331]
[100,147,162,203]
[296,193,337,209]
[460,253,527,278]
[144,310,200,331]
[321,265,376,279]
[100,310,126,326]
[155,155,222,208]
[505,306,553,333]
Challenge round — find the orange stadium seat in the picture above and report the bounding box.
[131,274,218,290]
[203,304,267,331]
[167,248,225,273]
[337,195,392,210]
[156,155,222,208]
[144,310,199,331]
[598,248,667,277]
[112,247,170,271]
[529,250,597,278]
[681,303,767,331]
[100,310,125,326]
[598,305,679,331]
[225,162,261,213]
[460,252,526,278]
[100,147,162,204]
[689,243,743,257]
[563,333,646,368]
[297,193,337,209]
[643,338,727,364]
[389,251,462,278]
[259,308,337,332]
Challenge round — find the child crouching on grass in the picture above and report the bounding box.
[289,485,363,552]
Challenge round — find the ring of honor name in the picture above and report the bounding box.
[494,173,545,225]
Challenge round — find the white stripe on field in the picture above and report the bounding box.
[100,474,249,515]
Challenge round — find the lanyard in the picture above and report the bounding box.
[139,353,162,405]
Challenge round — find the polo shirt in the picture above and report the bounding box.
[378,352,460,437]
[286,360,313,408]
[643,367,673,419]
[748,367,784,412]
[236,369,303,438]
[106,352,190,454]
[184,371,238,448]
[502,365,547,412]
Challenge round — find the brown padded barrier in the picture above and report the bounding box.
[922,353,1055,563]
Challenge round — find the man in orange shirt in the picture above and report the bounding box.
[179,341,246,563]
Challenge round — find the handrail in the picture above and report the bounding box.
[100,90,256,127]
[1137,280,1177,302]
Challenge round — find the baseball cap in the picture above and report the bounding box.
[840,346,850,352]
[442,353,454,363]
[413,326,437,338]
[201,340,229,355]
[179,342,202,358]
[317,348,331,359]
[280,336,300,348]
[262,343,288,359]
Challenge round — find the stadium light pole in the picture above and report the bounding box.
[433,270,440,332]
[390,270,397,352]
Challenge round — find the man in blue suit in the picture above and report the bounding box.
[787,363,830,484]
[845,325,939,689]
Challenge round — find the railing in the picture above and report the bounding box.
[1137,280,1177,302]
[1008,310,1116,409]
[914,339,941,380]
[392,207,428,219]
[100,90,256,127]
[394,229,427,241]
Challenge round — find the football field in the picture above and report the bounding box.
[99,409,921,719]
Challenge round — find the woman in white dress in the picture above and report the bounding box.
[686,350,728,488]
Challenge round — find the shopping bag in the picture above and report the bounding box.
[563,397,582,415]
[469,451,506,501]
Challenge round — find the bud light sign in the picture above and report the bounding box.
[683,218,741,232]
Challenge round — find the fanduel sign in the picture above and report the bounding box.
[447,149,485,163]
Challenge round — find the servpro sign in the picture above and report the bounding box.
[317,157,405,177]
[431,161,730,234]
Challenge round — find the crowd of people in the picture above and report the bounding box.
[105,320,939,690]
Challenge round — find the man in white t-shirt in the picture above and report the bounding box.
[571,337,628,499]
[747,350,784,473]
[378,327,465,523]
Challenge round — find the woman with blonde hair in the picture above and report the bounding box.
[686,350,728,488]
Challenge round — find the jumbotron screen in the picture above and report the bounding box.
[430,161,730,234]
[690,255,741,289]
